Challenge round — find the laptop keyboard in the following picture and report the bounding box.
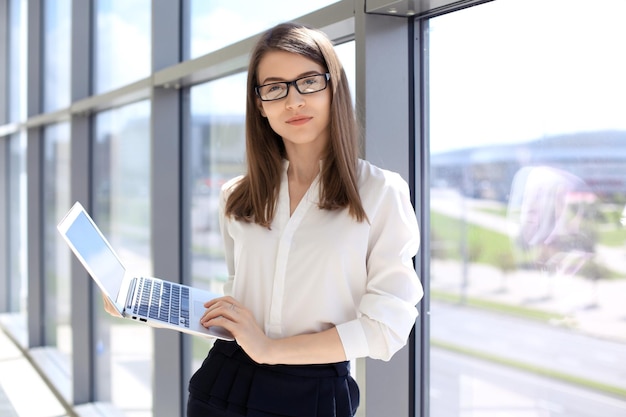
[132,278,190,328]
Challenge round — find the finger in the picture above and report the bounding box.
[203,299,241,320]
[204,295,236,308]
[201,300,229,320]
[200,301,239,323]
[202,314,238,331]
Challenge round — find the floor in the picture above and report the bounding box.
[0,329,69,417]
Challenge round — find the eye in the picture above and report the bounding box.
[298,76,323,92]
[258,82,288,100]
[267,84,283,93]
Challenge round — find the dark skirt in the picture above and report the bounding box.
[188,340,360,417]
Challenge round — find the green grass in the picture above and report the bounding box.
[431,211,626,278]
[598,228,626,246]
[431,211,514,264]
[475,206,509,217]
[431,289,565,323]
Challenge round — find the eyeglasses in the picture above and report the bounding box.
[255,73,330,102]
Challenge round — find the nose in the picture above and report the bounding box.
[285,85,305,109]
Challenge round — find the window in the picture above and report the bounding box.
[7,133,27,320]
[187,72,247,372]
[427,0,626,415]
[94,0,151,93]
[42,122,72,361]
[43,0,71,112]
[93,100,153,413]
[187,0,340,59]
[8,0,26,122]
[334,41,356,103]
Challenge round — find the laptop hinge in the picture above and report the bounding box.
[125,277,138,310]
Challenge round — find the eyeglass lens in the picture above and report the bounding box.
[257,74,328,101]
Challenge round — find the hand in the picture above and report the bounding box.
[200,296,273,364]
[101,293,123,318]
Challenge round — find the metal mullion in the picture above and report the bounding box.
[0,138,7,312]
[23,109,71,129]
[0,123,18,138]
[412,16,431,417]
[69,0,95,405]
[151,1,184,416]
[0,0,8,125]
[26,0,45,349]
[70,77,152,116]
[153,37,252,89]
[355,3,416,416]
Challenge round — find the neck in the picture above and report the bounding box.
[287,157,320,185]
[284,143,324,185]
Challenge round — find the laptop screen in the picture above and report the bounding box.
[65,210,126,300]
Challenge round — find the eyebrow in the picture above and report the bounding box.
[259,70,322,85]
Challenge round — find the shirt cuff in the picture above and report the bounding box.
[336,319,370,360]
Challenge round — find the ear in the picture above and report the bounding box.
[257,99,267,117]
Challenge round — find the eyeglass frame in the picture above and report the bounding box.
[255,73,331,102]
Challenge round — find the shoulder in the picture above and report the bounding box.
[221,175,244,193]
[356,159,414,218]
[356,159,410,196]
[219,175,245,203]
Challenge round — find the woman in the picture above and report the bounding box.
[187,22,423,417]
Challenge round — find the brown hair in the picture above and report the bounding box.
[225,22,366,227]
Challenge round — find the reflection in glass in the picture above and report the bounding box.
[43,0,71,112]
[508,166,595,279]
[43,123,72,363]
[187,72,247,370]
[428,1,626,416]
[94,0,151,93]
[187,0,340,59]
[93,101,153,414]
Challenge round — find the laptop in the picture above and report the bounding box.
[57,201,233,340]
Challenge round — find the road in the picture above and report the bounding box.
[430,300,626,416]
[431,347,626,417]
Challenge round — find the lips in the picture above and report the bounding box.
[286,115,312,125]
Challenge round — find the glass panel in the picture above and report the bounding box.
[94,0,151,94]
[427,1,626,416]
[93,101,153,415]
[43,122,72,360]
[43,0,71,112]
[187,72,247,372]
[8,0,26,122]
[334,40,356,104]
[8,132,27,320]
[187,0,340,59]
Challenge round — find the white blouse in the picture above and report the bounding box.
[219,159,423,361]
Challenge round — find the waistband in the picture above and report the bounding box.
[212,339,351,378]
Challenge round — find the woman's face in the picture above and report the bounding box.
[256,50,331,157]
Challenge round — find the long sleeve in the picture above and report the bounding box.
[335,168,423,361]
[218,176,242,297]
[218,160,423,362]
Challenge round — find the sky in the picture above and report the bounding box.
[428,0,626,153]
